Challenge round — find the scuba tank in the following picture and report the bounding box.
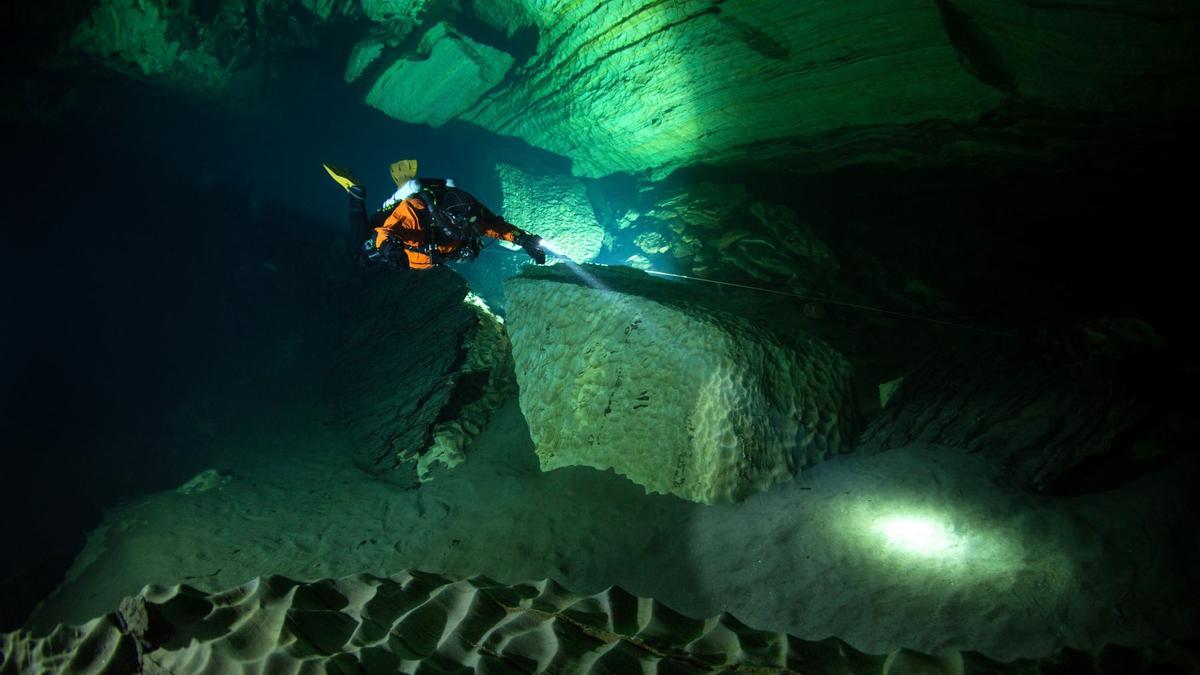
[411,185,486,263]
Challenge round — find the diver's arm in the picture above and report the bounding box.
[480,217,522,243]
[480,218,545,263]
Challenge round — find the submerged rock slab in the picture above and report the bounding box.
[5,571,1193,674]
[365,23,515,127]
[495,162,605,262]
[504,265,857,504]
[70,0,230,93]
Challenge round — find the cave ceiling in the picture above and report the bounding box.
[45,0,1200,177]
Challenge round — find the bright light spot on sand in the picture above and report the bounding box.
[875,515,961,558]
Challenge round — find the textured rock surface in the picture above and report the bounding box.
[70,0,231,93]
[413,294,516,479]
[496,162,605,262]
[465,0,999,177]
[56,0,1200,174]
[601,179,842,296]
[859,319,1169,492]
[504,265,857,504]
[6,571,1195,675]
[364,22,515,127]
[329,269,510,478]
[462,0,1200,176]
[360,0,428,24]
[65,0,357,96]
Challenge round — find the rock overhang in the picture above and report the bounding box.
[40,0,1200,178]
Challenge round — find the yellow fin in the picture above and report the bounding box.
[322,164,359,191]
[390,159,418,186]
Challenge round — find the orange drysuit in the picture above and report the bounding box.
[374,196,522,269]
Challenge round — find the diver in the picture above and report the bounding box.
[323,161,547,270]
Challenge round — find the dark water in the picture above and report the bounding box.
[2,24,1198,637]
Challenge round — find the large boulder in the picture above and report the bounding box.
[495,162,605,262]
[504,265,858,504]
[364,23,515,127]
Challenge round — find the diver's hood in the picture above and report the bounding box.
[382,178,456,210]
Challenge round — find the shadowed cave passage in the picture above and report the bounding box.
[3,0,1199,670]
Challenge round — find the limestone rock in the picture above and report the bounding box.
[459,0,1198,176]
[648,183,747,232]
[409,294,516,480]
[620,183,842,291]
[58,0,1200,173]
[750,202,839,273]
[633,230,670,255]
[66,0,346,96]
[504,265,858,504]
[364,23,514,127]
[495,162,605,262]
[624,254,652,270]
[176,469,233,495]
[344,35,388,83]
[859,319,1169,492]
[70,0,229,93]
[300,0,359,21]
[461,0,999,177]
[328,269,508,478]
[360,0,428,23]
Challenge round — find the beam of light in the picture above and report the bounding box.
[539,238,566,257]
[539,239,612,292]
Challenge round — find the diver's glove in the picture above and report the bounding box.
[360,237,408,269]
[516,232,547,264]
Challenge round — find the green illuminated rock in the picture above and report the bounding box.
[70,0,229,93]
[633,231,671,255]
[66,0,360,95]
[495,162,605,262]
[459,0,1198,176]
[465,0,1002,177]
[60,0,1199,174]
[300,0,358,21]
[359,0,428,23]
[364,23,514,127]
[614,181,840,290]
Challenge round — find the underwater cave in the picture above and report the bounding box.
[2,0,1199,672]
